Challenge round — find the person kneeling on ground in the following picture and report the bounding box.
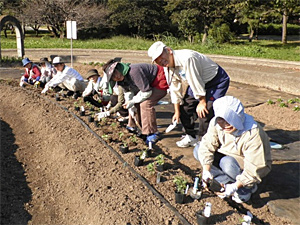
[82,69,110,108]
[194,96,271,203]
[20,58,41,87]
[39,57,57,87]
[41,57,87,99]
[96,83,129,122]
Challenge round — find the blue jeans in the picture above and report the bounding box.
[210,155,254,195]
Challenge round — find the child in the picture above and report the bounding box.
[20,58,41,87]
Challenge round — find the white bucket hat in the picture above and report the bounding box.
[213,96,245,130]
[52,56,64,65]
[148,41,166,62]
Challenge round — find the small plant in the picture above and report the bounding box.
[129,134,137,143]
[119,132,124,139]
[155,154,165,165]
[293,105,300,112]
[74,101,79,107]
[266,99,275,105]
[111,122,117,127]
[146,163,156,175]
[279,102,288,108]
[173,176,187,194]
[85,101,94,110]
[121,141,127,147]
[101,134,110,141]
[277,97,283,103]
[287,98,296,104]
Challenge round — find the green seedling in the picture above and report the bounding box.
[173,176,188,194]
[293,105,300,112]
[279,102,288,108]
[111,122,117,127]
[122,141,128,147]
[277,98,283,103]
[74,101,79,107]
[146,163,156,175]
[266,99,275,105]
[101,134,110,141]
[287,98,296,104]
[119,132,124,139]
[155,154,165,166]
[129,135,137,143]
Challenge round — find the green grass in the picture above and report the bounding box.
[1,33,299,61]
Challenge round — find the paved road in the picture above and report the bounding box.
[2,48,300,95]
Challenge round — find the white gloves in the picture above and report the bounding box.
[41,87,48,94]
[106,102,111,110]
[223,183,238,197]
[97,111,110,120]
[124,100,135,109]
[202,170,213,188]
[128,106,137,118]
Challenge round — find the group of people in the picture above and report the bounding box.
[20,42,271,204]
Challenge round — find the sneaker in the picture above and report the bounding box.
[146,132,160,144]
[232,184,258,203]
[176,134,198,148]
[126,126,137,133]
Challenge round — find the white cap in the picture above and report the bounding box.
[213,96,245,130]
[148,41,166,62]
[52,56,64,64]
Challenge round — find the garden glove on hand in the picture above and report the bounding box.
[123,100,135,109]
[220,183,238,198]
[128,106,137,118]
[202,170,213,188]
[41,86,49,94]
[97,111,110,120]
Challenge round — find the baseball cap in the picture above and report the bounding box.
[52,56,64,65]
[148,41,166,62]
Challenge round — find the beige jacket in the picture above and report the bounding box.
[198,117,272,187]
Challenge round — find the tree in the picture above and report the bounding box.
[107,0,169,38]
[272,0,300,44]
[164,0,233,43]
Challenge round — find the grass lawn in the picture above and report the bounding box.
[1,33,299,61]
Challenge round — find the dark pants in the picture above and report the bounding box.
[180,66,230,139]
[83,96,103,108]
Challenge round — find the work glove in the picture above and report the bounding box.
[97,111,110,120]
[222,183,238,198]
[123,100,135,110]
[128,106,137,118]
[41,86,49,94]
[106,102,111,110]
[202,170,213,188]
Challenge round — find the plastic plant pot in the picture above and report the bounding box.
[94,121,99,127]
[88,116,94,122]
[119,144,129,154]
[74,106,80,111]
[80,111,85,116]
[134,156,143,167]
[175,192,185,204]
[156,163,164,172]
[55,94,60,101]
[208,179,224,193]
[195,210,209,225]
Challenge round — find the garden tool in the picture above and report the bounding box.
[190,177,202,199]
[165,120,177,133]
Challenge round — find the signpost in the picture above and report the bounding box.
[66,21,77,67]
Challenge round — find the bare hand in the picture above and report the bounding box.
[196,101,208,118]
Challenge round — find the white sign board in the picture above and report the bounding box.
[67,21,77,39]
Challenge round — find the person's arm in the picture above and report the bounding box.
[172,103,180,123]
[109,86,125,114]
[123,90,152,109]
[82,81,93,97]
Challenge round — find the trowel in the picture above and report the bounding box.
[190,177,202,199]
[165,120,177,133]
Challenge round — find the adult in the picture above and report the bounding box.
[102,59,168,144]
[148,41,230,148]
[39,57,57,86]
[194,96,271,203]
[41,57,87,99]
[82,69,110,108]
[20,57,41,87]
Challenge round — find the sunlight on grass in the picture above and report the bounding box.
[1,33,299,61]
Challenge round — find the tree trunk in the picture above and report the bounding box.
[201,25,208,44]
[248,25,254,42]
[282,8,288,44]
